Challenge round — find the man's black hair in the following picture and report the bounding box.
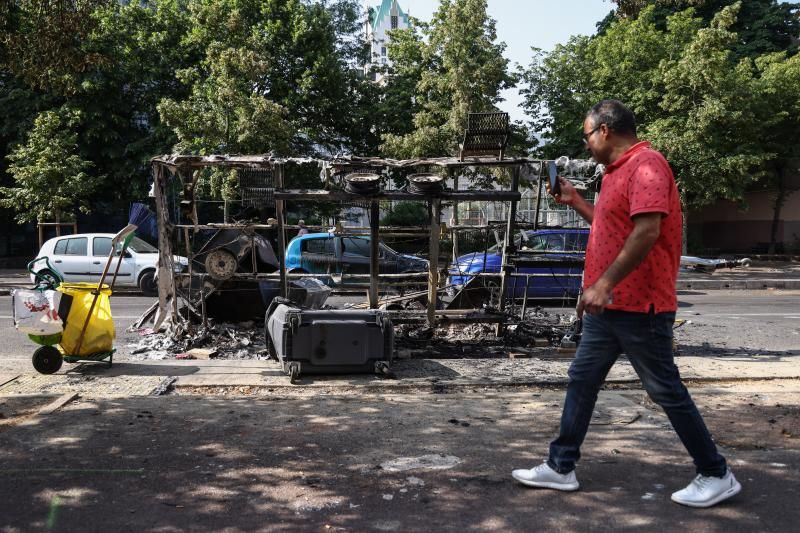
[586,100,637,137]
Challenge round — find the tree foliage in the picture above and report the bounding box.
[381,0,516,158]
[522,2,798,212]
[0,107,101,223]
[0,0,113,95]
[610,0,800,59]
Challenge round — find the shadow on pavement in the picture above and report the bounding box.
[0,393,796,531]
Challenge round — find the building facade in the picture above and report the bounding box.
[364,0,410,82]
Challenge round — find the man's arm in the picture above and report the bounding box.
[578,212,662,317]
[550,176,594,223]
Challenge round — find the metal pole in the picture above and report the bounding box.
[275,163,288,297]
[451,172,459,264]
[369,200,380,309]
[497,166,520,335]
[426,199,441,328]
[533,166,544,231]
[521,274,531,319]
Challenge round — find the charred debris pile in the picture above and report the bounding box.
[135,149,597,361]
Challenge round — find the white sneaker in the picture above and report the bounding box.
[512,462,580,491]
[671,469,741,508]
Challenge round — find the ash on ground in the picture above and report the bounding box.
[126,308,575,361]
[127,321,269,361]
[394,307,575,358]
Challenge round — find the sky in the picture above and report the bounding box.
[364,0,616,122]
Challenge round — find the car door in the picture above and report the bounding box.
[517,232,567,298]
[90,236,135,286]
[339,237,371,283]
[50,236,92,282]
[378,243,399,274]
[299,236,336,276]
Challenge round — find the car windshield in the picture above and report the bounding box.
[486,231,586,254]
[125,236,158,253]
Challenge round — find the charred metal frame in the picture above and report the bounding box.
[148,154,593,335]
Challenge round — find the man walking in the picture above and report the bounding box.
[512,100,741,508]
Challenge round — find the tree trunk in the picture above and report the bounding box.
[679,187,688,255]
[768,165,786,255]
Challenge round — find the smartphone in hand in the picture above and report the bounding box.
[548,161,560,196]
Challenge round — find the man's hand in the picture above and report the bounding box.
[547,176,577,206]
[547,176,594,224]
[576,281,612,318]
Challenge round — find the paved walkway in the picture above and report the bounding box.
[1,355,798,397]
[1,383,798,531]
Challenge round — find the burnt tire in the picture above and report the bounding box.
[139,270,157,297]
[32,345,62,374]
[485,279,501,307]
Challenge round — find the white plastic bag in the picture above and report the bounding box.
[12,289,64,335]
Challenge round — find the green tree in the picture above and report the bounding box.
[164,0,373,155]
[610,0,800,59]
[522,3,778,252]
[0,0,113,95]
[647,4,768,211]
[158,44,294,156]
[752,52,800,252]
[0,107,101,223]
[381,0,516,158]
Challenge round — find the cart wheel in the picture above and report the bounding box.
[36,269,60,290]
[32,346,63,374]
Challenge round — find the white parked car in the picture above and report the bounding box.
[30,233,187,296]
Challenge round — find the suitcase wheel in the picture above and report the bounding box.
[288,363,301,384]
[375,361,396,380]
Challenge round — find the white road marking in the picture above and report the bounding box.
[678,313,800,318]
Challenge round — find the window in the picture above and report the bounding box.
[543,234,566,251]
[342,237,370,257]
[54,239,68,255]
[565,232,589,252]
[64,237,88,256]
[391,15,398,29]
[127,236,157,253]
[524,235,548,251]
[381,46,387,56]
[304,237,334,255]
[93,237,112,257]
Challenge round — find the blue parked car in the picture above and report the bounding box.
[285,233,428,285]
[448,228,589,300]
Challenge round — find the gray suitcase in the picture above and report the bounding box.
[265,300,394,382]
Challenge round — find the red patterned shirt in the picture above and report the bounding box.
[583,141,682,313]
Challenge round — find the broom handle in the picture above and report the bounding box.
[109,242,130,293]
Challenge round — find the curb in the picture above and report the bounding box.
[676,279,800,290]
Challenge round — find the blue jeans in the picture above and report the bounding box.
[548,309,727,477]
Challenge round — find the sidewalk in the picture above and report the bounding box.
[0,379,797,531]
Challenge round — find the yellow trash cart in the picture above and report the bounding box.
[22,225,137,374]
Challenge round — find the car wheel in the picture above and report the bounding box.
[139,270,157,297]
[32,345,63,374]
